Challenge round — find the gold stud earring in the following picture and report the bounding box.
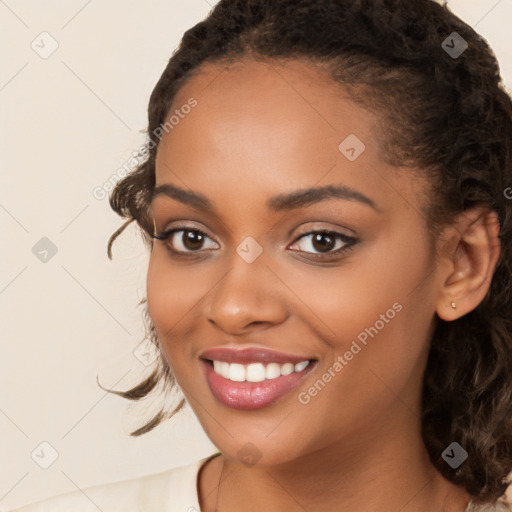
[450,301,456,309]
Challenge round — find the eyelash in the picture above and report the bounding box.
[152,225,358,260]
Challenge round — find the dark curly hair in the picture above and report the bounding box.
[100,0,512,505]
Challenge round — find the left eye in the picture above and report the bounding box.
[289,230,355,256]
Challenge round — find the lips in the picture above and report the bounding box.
[200,347,314,365]
[199,346,317,410]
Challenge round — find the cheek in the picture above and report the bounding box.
[287,231,435,394]
[146,248,206,325]
[146,250,197,363]
[146,250,176,329]
[146,248,221,376]
[287,236,431,344]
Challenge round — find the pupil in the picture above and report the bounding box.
[184,230,203,250]
[313,233,334,253]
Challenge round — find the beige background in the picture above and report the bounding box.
[1,0,511,508]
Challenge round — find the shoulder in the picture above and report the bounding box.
[4,455,217,512]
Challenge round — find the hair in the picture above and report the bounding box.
[100,0,512,505]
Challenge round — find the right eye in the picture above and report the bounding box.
[153,227,219,255]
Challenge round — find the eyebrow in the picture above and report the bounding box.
[152,183,380,213]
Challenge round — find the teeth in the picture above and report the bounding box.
[220,361,230,379]
[212,359,311,382]
[294,361,309,372]
[246,363,266,382]
[265,363,281,380]
[281,362,295,375]
[229,363,246,382]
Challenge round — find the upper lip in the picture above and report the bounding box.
[200,347,315,365]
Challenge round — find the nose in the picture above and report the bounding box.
[205,253,288,334]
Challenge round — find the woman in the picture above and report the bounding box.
[9,0,512,510]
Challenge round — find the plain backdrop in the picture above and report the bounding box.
[1,0,511,508]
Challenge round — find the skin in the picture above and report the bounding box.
[146,59,501,512]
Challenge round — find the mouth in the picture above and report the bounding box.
[199,348,318,410]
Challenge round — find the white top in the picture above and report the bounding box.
[6,452,221,512]
[5,451,510,512]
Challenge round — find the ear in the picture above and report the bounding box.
[435,206,501,321]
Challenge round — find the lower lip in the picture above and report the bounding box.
[201,359,316,410]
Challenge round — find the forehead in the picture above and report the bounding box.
[153,58,427,219]
[157,59,380,171]
[169,58,379,137]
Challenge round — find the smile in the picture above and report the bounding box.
[211,360,311,382]
[199,346,317,409]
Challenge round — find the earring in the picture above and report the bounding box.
[450,301,456,309]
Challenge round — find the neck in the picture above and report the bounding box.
[199,407,471,512]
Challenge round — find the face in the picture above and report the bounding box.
[147,59,441,466]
